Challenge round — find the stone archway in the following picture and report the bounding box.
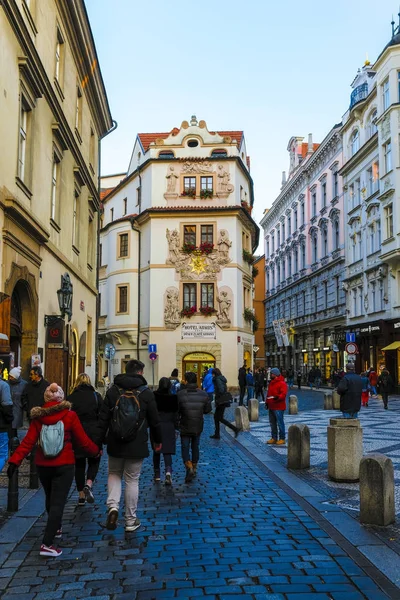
[5,264,38,378]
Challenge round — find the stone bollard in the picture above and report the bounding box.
[360,454,395,526]
[289,395,298,415]
[332,390,341,410]
[287,424,310,470]
[248,399,259,422]
[324,392,333,410]
[328,418,363,482]
[235,406,250,431]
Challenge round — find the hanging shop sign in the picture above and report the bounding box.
[273,320,284,347]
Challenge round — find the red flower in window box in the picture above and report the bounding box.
[182,243,197,254]
[199,242,214,255]
[199,305,217,316]
[200,189,213,199]
[180,306,197,318]
[181,188,196,198]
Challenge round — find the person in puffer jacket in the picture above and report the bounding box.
[265,368,288,446]
[8,383,99,558]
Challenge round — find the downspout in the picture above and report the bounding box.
[95,119,117,384]
[130,217,141,359]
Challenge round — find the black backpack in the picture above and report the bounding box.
[110,385,147,443]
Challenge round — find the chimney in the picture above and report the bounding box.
[307,133,313,154]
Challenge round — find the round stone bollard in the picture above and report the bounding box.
[324,392,333,410]
[360,454,395,526]
[328,418,363,482]
[287,424,310,470]
[235,406,250,431]
[248,399,259,422]
[332,390,341,410]
[289,395,298,415]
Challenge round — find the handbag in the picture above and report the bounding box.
[216,391,232,407]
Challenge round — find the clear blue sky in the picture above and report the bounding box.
[86,0,395,231]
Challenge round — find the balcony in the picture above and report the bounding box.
[350,83,368,109]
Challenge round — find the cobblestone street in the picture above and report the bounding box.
[0,411,398,599]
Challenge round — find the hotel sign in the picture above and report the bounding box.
[181,322,216,339]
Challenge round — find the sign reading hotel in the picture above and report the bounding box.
[181,322,216,340]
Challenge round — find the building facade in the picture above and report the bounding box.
[261,128,346,382]
[99,116,259,388]
[340,29,400,386]
[0,0,113,387]
[253,254,266,369]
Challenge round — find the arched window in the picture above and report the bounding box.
[301,242,306,269]
[211,149,227,157]
[158,150,175,159]
[312,234,318,263]
[351,130,360,156]
[333,219,340,249]
[321,225,328,256]
[368,110,378,138]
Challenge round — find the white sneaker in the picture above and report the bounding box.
[54,528,62,539]
[40,544,62,557]
[125,518,141,532]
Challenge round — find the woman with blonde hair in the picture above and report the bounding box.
[67,373,102,505]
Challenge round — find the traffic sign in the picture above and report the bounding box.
[104,343,116,359]
[345,342,358,355]
[346,333,356,343]
[148,344,157,353]
[149,352,158,362]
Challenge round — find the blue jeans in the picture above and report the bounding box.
[247,386,254,400]
[181,435,200,464]
[269,409,285,440]
[288,377,294,387]
[342,412,359,419]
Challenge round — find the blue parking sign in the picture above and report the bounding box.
[346,333,355,343]
[148,344,157,353]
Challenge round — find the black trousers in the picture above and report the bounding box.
[75,457,101,491]
[239,385,246,406]
[37,465,74,546]
[381,392,389,407]
[153,452,173,473]
[214,405,239,436]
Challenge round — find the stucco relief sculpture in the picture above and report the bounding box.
[164,287,181,330]
[381,115,390,140]
[182,161,213,174]
[217,229,232,263]
[166,166,179,193]
[166,229,184,265]
[217,165,234,195]
[216,289,232,328]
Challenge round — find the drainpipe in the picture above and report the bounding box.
[130,217,141,359]
[95,119,118,384]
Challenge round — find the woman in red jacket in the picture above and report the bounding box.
[265,368,288,445]
[7,383,99,558]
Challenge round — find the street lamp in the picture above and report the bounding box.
[44,273,73,326]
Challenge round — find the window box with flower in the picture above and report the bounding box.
[242,249,254,265]
[181,306,197,318]
[199,305,217,316]
[243,307,259,331]
[199,241,214,255]
[182,242,197,254]
[181,188,196,199]
[200,189,213,199]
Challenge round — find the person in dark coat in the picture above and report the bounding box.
[177,371,211,483]
[21,366,50,418]
[296,369,302,390]
[93,360,162,533]
[378,368,394,410]
[8,367,27,437]
[68,373,103,505]
[337,363,362,418]
[210,368,239,440]
[152,377,179,485]
[238,365,247,406]
[0,361,13,435]
[308,368,316,389]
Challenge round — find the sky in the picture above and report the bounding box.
[86,0,396,234]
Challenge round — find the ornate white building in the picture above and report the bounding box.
[99,117,259,387]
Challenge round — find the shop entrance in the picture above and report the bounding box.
[182,352,215,388]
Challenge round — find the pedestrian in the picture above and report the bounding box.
[368,367,378,397]
[177,371,211,482]
[152,377,179,485]
[202,367,215,404]
[94,359,162,532]
[8,367,27,437]
[265,368,288,446]
[360,372,369,408]
[67,373,103,506]
[337,363,362,418]
[314,366,322,389]
[0,360,13,437]
[7,383,99,557]
[169,368,181,395]
[287,367,294,388]
[210,368,239,439]
[238,365,247,406]
[21,366,50,418]
[332,369,341,389]
[246,369,255,402]
[254,369,263,400]
[378,368,394,410]
[308,367,316,389]
[296,369,302,390]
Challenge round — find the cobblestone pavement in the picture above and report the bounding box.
[0,413,397,599]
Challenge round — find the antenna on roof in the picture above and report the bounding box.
[392,14,395,36]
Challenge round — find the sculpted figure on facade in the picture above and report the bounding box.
[217,165,234,194]
[217,229,232,263]
[216,290,231,326]
[164,287,181,329]
[166,229,182,264]
[166,166,179,193]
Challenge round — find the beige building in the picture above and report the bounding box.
[0,0,113,388]
[99,116,259,388]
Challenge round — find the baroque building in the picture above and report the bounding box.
[99,116,259,387]
[0,0,113,387]
[261,127,346,381]
[340,24,400,387]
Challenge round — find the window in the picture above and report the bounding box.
[117,285,128,314]
[384,140,392,173]
[349,183,354,209]
[183,176,196,195]
[200,176,213,191]
[357,231,362,260]
[301,202,305,225]
[368,223,376,254]
[183,283,196,309]
[383,78,390,111]
[201,283,214,308]
[384,204,393,238]
[123,197,127,216]
[313,286,318,311]
[211,149,227,157]
[379,279,384,311]
[335,275,340,305]
[110,207,114,222]
[50,152,60,222]
[271,233,275,252]
[368,109,378,138]
[294,207,298,230]
[351,235,356,262]
[183,225,196,246]
[118,233,129,258]
[312,191,317,216]
[358,286,363,316]
[282,222,285,241]
[351,130,360,155]
[322,226,328,256]
[301,291,306,315]
[323,281,328,308]
[136,186,141,207]
[281,258,285,281]
[322,182,327,207]
[158,151,175,158]
[200,224,213,245]
[266,238,270,257]
[377,219,381,247]
[266,269,270,290]
[294,246,298,272]
[370,280,376,312]
[301,242,306,269]
[89,127,95,171]
[288,214,291,236]
[367,161,379,195]
[333,219,340,250]
[355,179,361,206]
[333,171,338,198]
[75,86,82,134]
[312,235,318,263]
[277,228,280,247]
[288,253,292,276]
[352,288,357,316]
[72,188,80,248]
[55,27,64,86]
[18,98,31,182]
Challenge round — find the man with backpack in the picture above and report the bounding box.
[94,359,162,533]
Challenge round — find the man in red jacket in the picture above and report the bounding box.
[265,368,288,445]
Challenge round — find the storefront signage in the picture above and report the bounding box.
[360,324,381,333]
[181,323,216,339]
[46,318,64,345]
[184,352,215,361]
[394,322,400,329]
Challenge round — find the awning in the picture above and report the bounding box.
[382,341,400,351]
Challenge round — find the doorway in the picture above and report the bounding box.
[182,352,215,388]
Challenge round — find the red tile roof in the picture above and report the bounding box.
[301,142,320,158]
[100,187,115,201]
[137,129,244,152]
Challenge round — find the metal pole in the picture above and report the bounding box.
[8,437,20,512]
[29,445,39,489]
[152,360,155,389]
